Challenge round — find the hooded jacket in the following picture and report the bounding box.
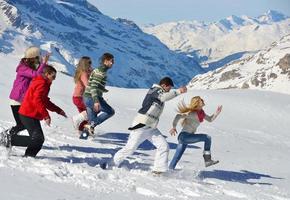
[9,61,46,103]
[19,75,62,120]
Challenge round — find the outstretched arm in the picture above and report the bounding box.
[158,86,187,102]
[205,105,223,122]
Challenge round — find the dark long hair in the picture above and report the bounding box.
[21,57,40,69]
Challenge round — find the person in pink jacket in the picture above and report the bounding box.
[7,47,50,141]
[72,56,93,136]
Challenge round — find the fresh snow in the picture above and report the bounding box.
[142,10,290,66]
[188,34,290,95]
[1,54,290,200]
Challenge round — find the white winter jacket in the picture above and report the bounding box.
[131,84,181,128]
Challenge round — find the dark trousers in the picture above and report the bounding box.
[9,105,31,147]
[10,105,26,135]
[19,114,45,157]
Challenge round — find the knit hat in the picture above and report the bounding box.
[24,46,40,59]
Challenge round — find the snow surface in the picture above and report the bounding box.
[1,54,290,200]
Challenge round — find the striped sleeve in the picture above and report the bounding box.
[88,70,106,102]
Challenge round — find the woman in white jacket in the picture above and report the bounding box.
[169,96,222,169]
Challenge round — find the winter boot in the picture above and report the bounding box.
[203,151,219,167]
[0,129,11,148]
[79,124,95,139]
[83,124,95,136]
[72,111,87,130]
[79,131,89,140]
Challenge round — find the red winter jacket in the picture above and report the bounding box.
[19,75,62,120]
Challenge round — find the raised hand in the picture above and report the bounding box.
[42,53,51,64]
[179,86,187,94]
[216,105,223,115]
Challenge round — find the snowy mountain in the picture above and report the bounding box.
[143,10,290,69]
[1,52,290,200]
[188,34,290,95]
[0,0,203,88]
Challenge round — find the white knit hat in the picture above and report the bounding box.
[24,46,40,59]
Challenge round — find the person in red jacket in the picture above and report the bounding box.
[15,65,67,157]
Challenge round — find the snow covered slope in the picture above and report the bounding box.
[188,34,290,95]
[143,10,290,68]
[0,0,203,88]
[0,53,290,200]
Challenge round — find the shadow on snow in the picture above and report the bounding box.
[95,132,200,150]
[198,169,283,185]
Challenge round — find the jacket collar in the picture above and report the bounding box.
[152,84,165,92]
[99,65,109,72]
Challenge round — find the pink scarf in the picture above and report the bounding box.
[196,109,205,122]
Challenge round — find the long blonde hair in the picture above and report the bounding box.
[74,56,92,83]
[177,96,204,125]
[177,96,204,113]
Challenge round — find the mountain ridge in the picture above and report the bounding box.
[142,10,290,69]
[0,0,203,88]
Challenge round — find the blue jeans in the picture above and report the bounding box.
[84,96,115,127]
[169,132,211,170]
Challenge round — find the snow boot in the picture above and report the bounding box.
[83,124,95,136]
[72,111,87,130]
[79,130,89,140]
[203,151,219,167]
[0,129,11,148]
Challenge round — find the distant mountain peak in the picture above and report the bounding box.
[115,18,141,31]
[258,10,288,23]
[0,0,203,88]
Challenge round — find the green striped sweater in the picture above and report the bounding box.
[84,65,109,102]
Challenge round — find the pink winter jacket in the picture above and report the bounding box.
[9,61,46,103]
[73,71,91,97]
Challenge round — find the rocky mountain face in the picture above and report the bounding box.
[188,34,290,95]
[143,10,290,70]
[0,0,203,88]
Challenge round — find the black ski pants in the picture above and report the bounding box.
[10,105,26,135]
[18,114,45,157]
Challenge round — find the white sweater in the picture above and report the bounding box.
[172,111,217,134]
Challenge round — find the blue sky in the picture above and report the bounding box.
[88,0,290,25]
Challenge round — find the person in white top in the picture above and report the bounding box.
[169,96,222,169]
[111,77,187,173]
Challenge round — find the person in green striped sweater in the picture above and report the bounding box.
[83,53,115,136]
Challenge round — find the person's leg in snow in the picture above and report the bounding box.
[9,105,26,135]
[84,96,114,136]
[19,114,44,157]
[169,143,187,170]
[169,132,218,169]
[111,127,169,173]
